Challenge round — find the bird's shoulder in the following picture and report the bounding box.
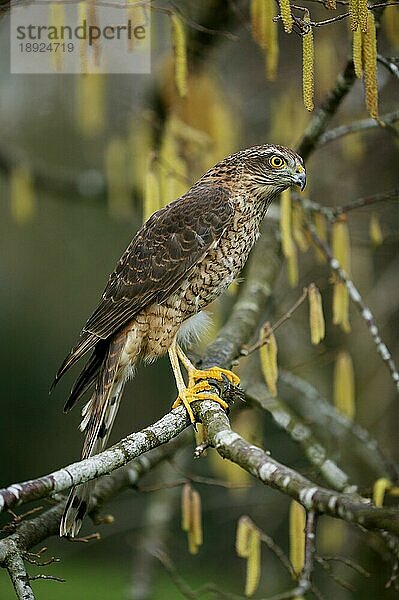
[105,182,234,296]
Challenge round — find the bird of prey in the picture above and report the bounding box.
[53,144,306,537]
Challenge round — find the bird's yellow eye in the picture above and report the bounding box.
[269,155,286,168]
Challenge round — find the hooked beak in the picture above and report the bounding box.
[292,165,306,191]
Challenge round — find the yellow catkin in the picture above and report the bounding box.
[308,283,325,345]
[236,516,251,558]
[127,0,144,52]
[170,14,188,98]
[143,157,161,223]
[78,2,88,71]
[265,2,279,81]
[187,529,198,555]
[162,69,237,172]
[287,249,299,288]
[349,0,359,32]
[259,327,278,397]
[206,95,237,164]
[87,0,100,66]
[127,113,153,191]
[280,189,295,258]
[302,15,314,112]
[363,11,379,119]
[76,74,105,137]
[332,217,351,272]
[279,0,293,33]
[251,0,270,48]
[105,137,131,218]
[333,282,351,333]
[289,501,306,576]
[353,27,363,79]
[312,212,327,264]
[369,213,383,247]
[245,528,261,597]
[358,0,369,34]
[388,487,399,497]
[325,0,336,8]
[191,489,203,549]
[373,478,391,507]
[10,165,36,225]
[292,202,310,252]
[383,6,399,49]
[159,116,188,205]
[250,0,278,80]
[269,88,309,146]
[333,351,356,421]
[316,33,339,95]
[332,218,351,332]
[49,2,64,71]
[250,0,263,44]
[181,484,203,554]
[181,483,192,532]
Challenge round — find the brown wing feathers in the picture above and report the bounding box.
[52,184,233,393]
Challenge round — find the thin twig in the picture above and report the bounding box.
[259,530,295,578]
[315,555,356,592]
[320,555,370,578]
[318,111,399,147]
[241,287,309,356]
[297,510,318,594]
[377,54,399,80]
[300,188,398,221]
[28,574,65,583]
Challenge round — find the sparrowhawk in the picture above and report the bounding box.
[52,143,306,536]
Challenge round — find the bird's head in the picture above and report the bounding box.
[235,144,306,198]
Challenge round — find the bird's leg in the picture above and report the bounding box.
[168,340,196,424]
[169,338,240,423]
[175,344,240,411]
[176,344,240,389]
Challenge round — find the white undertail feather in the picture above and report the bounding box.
[177,311,211,347]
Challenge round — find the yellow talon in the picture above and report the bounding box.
[171,378,231,424]
[172,391,196,423]
[188,367,240,388]
[194,392,229,410]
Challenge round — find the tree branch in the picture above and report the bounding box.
[4,544,35,600]
[278,369,399,482]
[318,111,399,147]
[0,408,190,514]
[296,510,317,595]
[198,400,399,536]
[244,375,354,493]
[301,188,398,220]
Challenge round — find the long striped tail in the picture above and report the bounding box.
[60,335,128,537]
